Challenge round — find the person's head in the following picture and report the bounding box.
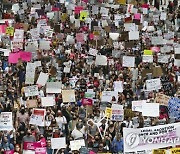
[20,106,25,114]
[3,136,8,143]
[15,144,20,152]
[47,140,51,148]
[27,129,32,136]
[57,110,62,116]
[116,133,122,141]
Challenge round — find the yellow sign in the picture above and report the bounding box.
[144,50,153,55]
[118,0,126,4]
[170,148,180,154]
[153,149,166,154]
[105,107,112,118]
[6,27,14,36]
[80,11,88,21]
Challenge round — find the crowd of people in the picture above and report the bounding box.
[0,0,180,153]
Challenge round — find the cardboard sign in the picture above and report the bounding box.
[62,90,76,102]
[155,93,170,106]
[26,99,38,108]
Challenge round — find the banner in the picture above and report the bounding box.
[123,123,180,152]
[168,97,180,121]
[111,104,124,121]
[0,112,13,131]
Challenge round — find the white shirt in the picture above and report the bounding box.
[55,116,67,130]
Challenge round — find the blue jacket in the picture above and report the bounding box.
[111,138,123,153]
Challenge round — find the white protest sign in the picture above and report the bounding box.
[175,48,180,54]
[114,81,123,92]
[89,48,98,56]
[0,48,11,56]
[46,82,62,93]
[123,123,180,152]
[13,29,24,42]
[160,12,167,20]
[142,103,159,117]
[36,72,49,86]
[129,31,139,40]
[124,23,136,31]
[25,63,36,84]
[41,97,55,107]
[51,137,66,149]
[101,91,118,102]
[109,33,119,40]
[123,56,135,67]
[132,100,146,112]
[0,112,13,131]
[24,85,39,97]
[146,78,161,91]
[29,109,45,126]
[95,55,107,66]
[143,55,153,63]
[39,40,51,50]
[70,139,85,151]
[62,90,76,102]
[111,104,124,121]
[158,55,170,63]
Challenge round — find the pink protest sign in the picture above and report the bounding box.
[52,7,60,11]
[38,138,47,147]
[82,98,93,106]
[4,150,14,154]
[19,51,32,62]
[76,33,85,43]
[134,13,141,20]
[0,25,7,34]
[23,142,41,150]
[89,33,94,40]
[150,46,160,53]
[75,6,83,14]
[35,147,47,154]
[8,52,21,64]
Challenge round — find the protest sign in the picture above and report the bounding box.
[113,81,123,92]
[25,62,36,84]
[111,104,124,121]
[13,29,24,42]
[82,98,93,106]
[6,27,14,36]
[144,50,153,55]
[46,82,62,93]
[41,97,55,107]
[155,93,170,106]
[26,99,38,108]
[123,122,180,152]
[23,142,41,150]
[51,137,66,149]
[70,139,85,151]
[105,107,112,118]
[35,147,46,154]
[123,56,135,67]
[36,72,49,86]
[170,148,180,154]
[24,85,39,97]
[0,112,13,131]
[132,100,146,112]
[95,55,107,66]
[146,78,161,91]
[39,40,51,50]
[0,48,11,56]
[29,109,46,126]
[4,150,14,154]
[168,97,180,121]
[101,91,118,103]
[153,149,166,154]
[142,103,159,117]
[143,55,153,63]
[62,90,76,102]
[129,31,139,40]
